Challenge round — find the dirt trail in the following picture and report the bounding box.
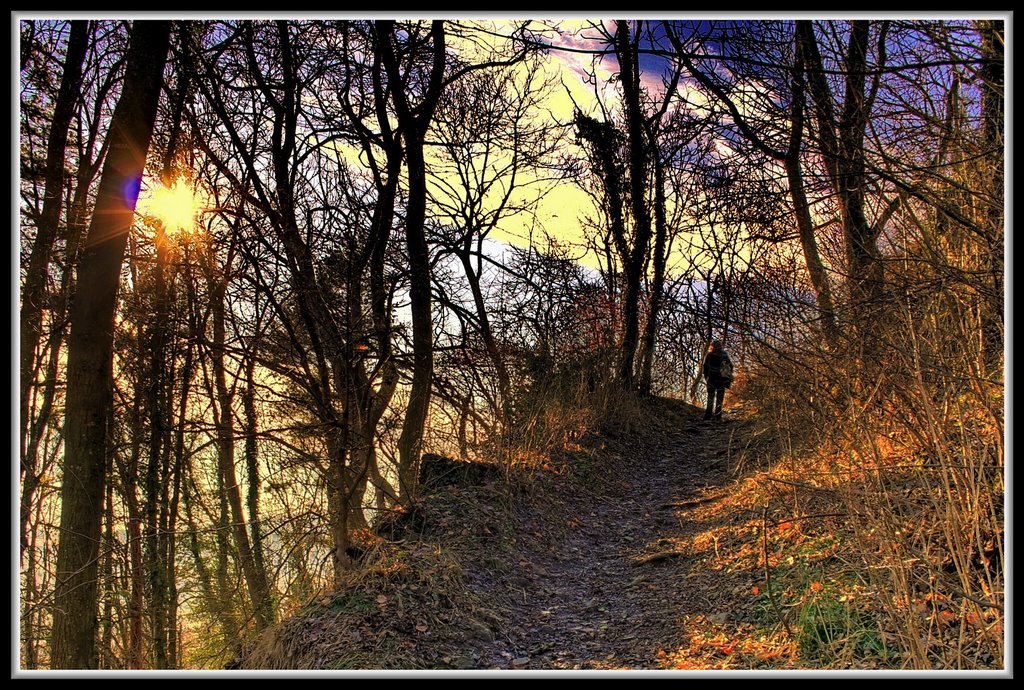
[470,414,745,670]
[237,404,767,672]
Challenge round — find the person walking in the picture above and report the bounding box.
[702,340,733,421]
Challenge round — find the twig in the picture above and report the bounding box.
[634,551,686,565]
[660,494,725,509]
[770,512,859,526]
[762,475,837,492]
[958,591,1003,611]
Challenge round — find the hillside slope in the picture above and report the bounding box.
[238,396,953,671]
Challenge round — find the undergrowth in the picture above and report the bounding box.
[240,483,522,670]
[239,364,662,670]
[728,295,1004,670]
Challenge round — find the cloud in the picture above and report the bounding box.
[537,20,699,115]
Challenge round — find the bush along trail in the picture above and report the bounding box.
[240,396,994,671]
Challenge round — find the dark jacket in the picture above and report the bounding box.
[703,349,733,388]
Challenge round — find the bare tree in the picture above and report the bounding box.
[664,19,840,347]
[429,55,564,427]
[19,20,88,476]
[51,19,170,670]
[796,20,888,336]
[374,20,448,500]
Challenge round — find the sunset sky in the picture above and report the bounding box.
[132,18,668,269]
[127,17,737,275]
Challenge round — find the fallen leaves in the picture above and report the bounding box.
[662,620,794,670]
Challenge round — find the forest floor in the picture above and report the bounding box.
[460,399,788,671]
[241,396,864,672]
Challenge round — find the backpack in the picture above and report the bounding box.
[720,356,734,386]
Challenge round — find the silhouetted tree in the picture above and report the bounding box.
[51,19,171,670]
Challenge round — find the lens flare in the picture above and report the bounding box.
[122,176,143,207]
[138,178,200,235]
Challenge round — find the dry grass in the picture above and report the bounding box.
[240,479,530,670]
[238,378,675,671]
[729,289,1004,669]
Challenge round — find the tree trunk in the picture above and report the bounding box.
[615,20,653,391]
[20,19,89,465]
[335,38,404,530]
[785,50,839,346]
[396,136,434,500]
[183,457,235,645]
[116,388,146,668]
[20,20,90,563]
[165,343,188,669]
[459,251,512,422]
[376,20,446,502]
[208,274,274,630]
[978,20,1003,366]
[99,479,116,668]
[21,505,41,668]
[214,466,238,642]
[638,146,667,395]
[797,20,884,332]
[144,236,170,669]
[241,353,270,604]
[50,20,170,670]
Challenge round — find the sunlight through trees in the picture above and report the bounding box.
[18,15,1004,672]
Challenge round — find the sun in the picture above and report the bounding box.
[138,177,200,235]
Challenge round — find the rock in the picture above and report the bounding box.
[419,453,503,491]
[469,620,494,641]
